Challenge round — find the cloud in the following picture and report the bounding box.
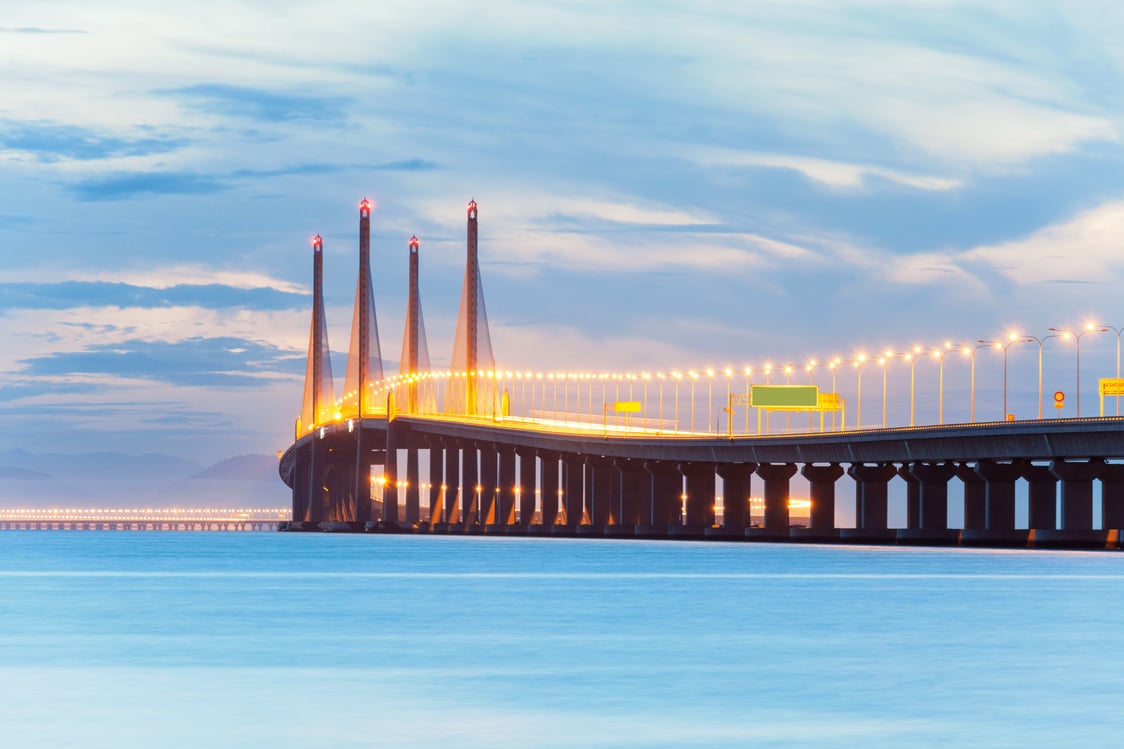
[690,149,964,192]
[159,84,351,124]
[0,281,308,312]
[18,337,304,388]
[68,172,227,201]
[0,27,86,35]
[0,120,186,162]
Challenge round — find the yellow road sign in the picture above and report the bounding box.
[613,401,641,413]
[1100,379,1124,396]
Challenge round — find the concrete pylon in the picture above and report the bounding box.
[449,200,495,416]
[399,235,432,414]
[299,235,335,434]
[345,198,384,417]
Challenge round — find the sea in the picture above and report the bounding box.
[1,532,1122,748]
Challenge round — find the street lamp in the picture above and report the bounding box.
[979,333,1033,420]
[1095,323,1123,415]
[705,367,715,433]
[783,364,793,432]
[743,365,752,434]
[904,345,929,427]
[688,370,699,432]
[671,371,682,431]
[828,357,842,431]
[1048,324,1107,417]
[656,372,666,432]
[1023,333,1063,419]
[722,367,733,435]
[963,342,992,423]
[933,342,964,425]
[853,354,867,429]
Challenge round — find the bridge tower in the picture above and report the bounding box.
[299,235,335,433]
[345,198,384,417]
[449,200,495,415]
[399,235,432,414]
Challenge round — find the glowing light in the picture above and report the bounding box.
[409,235,420,248]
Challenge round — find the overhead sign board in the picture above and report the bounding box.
[817,392,841,411]
[613,401,642,413]
[1100,379,1124,396]
[750,385,819,409]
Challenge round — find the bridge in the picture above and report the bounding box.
[0,507,289,531]
[278,199,1124,549]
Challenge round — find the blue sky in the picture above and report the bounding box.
[2,0,1123,462]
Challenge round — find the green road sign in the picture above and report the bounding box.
[750,385,819,409]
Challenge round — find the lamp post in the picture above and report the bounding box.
[853,354,866,429]
[1049,324,1107,417]
[979,334,1033,420]
[805,359,819,432]
[723,367,733,435]
[905,345,928,427]
[878,354,888,428]
[933,342,961,425]
[688,370,699,432]
[743,365,752,434]
[964,342,992,423]
[656,372,665,433]
[705,367,715,434]
[828,357,842,431]
[783,364,793,432]
[1095,323,1123,415]
[763,363,773,433]
[1023,334,1062,419]
[672,371,682,431]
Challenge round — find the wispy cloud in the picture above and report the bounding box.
[159,84,351,124]
[0,281,308,312]
[0,120,186,162]
[0,27,86,35]
[68,172,226,201]
[19,337,303,388]
[690,148,964,192]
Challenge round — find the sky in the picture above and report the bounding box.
[2,0,1124,464]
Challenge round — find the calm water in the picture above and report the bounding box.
[1,533,1122,747]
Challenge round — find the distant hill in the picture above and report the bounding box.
[0,465,52,480]
[191,454,278,481]
[0,449,203,481]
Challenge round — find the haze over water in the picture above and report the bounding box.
[1,532,1122,748]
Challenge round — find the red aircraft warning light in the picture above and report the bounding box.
[360,198,373,215]
[312,234,323,248]
[409,235,420,249]
[467,199,477,216]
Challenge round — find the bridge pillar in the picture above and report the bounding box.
[308,436,326,523]
[903,462,957,532]
[538,451,560,528]
[586,456,617,530]
[897,465,919,529]
[427,438,444,527]
[560,453,584,529]
[478,444,499,528]
[517,449,537,528]
[615,458,647,528]
[643,460,683,534]
[1100,462,1124,529]
[756,463,797,534]
[680,462,717,532]
[716,462,756,532]
[292,448,310,524]
[1021,463,1057,530]
[975,460,1021,531]
[495,446,517,529]
[461,441,479,528]
[848,463,897,530]
[382,425,400,525]
[957,463,986,530]
[442,440,461,527]
[1050,458,1104,531]
[801,463,844,532]
[404,447,420,525]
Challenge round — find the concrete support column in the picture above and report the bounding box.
[904,462,957,530]
[1050,458,1104,531]
[681,462,717,530]
[292,449,309,524]
[495,446,517,528]
[354,438,372,524]
[427,440,444,526]
[517,449,537,527]
[614,458,647,527]
[716,463,756,530]
[801,464,844,530]
[443,440,461,526]
[974,461,1021,530]
[538,451,560,527]
[897,466,919,529]
[756,463,798,533]
[478,444,499,527]
[1100,462,1124,530]
[382,426,399,524]
[404,447,420,525]
[848,463,897,530]
[1020,463,1057,530]
[644,460,683,531]
[587,456,616,527]
[560,453,584,528]
[308,438,325,522]
[957,463,986,530]
[461,441,478,527]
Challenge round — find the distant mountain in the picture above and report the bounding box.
[0,465,52,480]
[0,449,203,481]
[191,454,278,481]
